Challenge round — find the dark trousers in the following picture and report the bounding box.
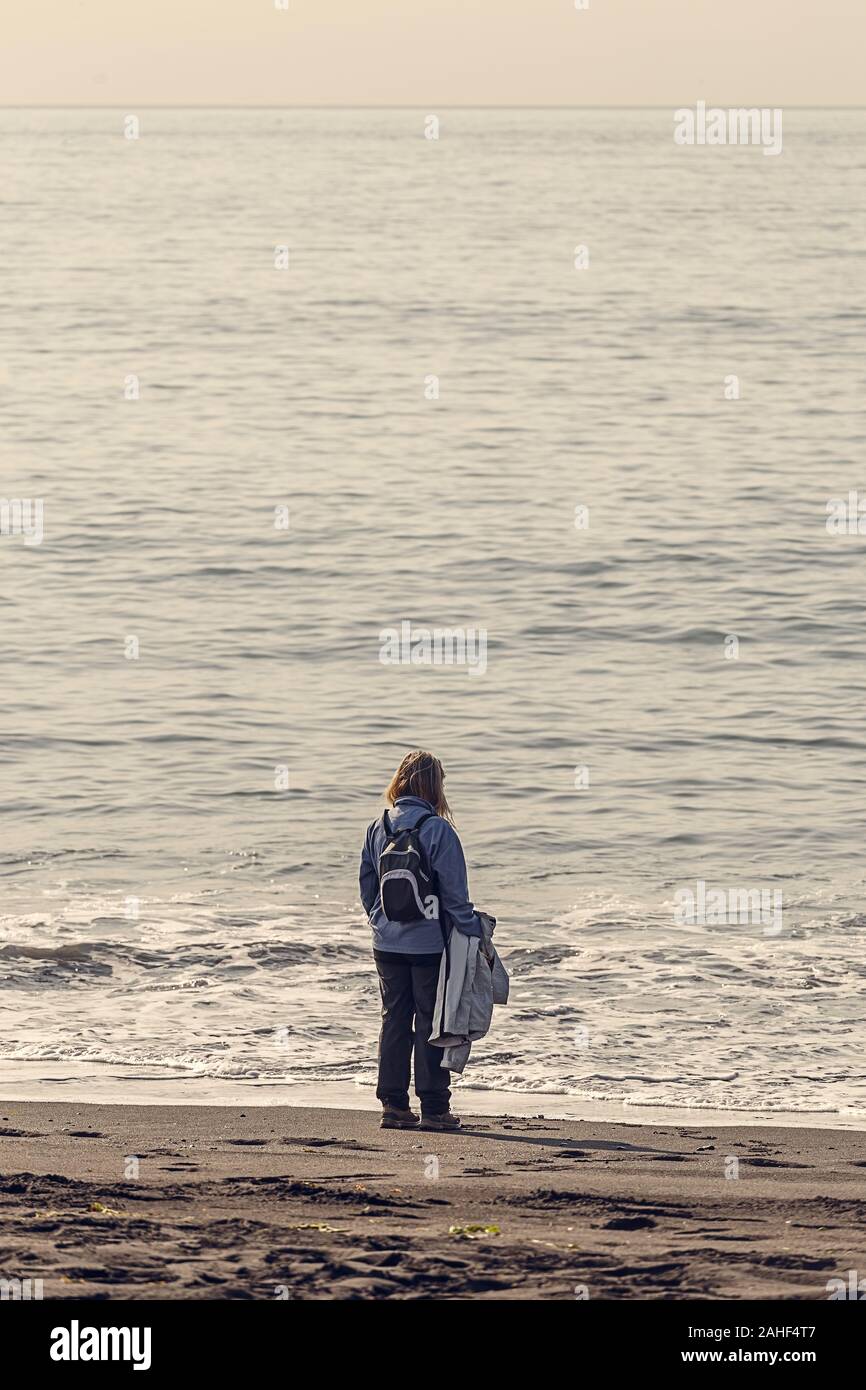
[374,950,451,1114]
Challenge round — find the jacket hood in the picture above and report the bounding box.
[386,796,436,831]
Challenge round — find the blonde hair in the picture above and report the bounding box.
[385,750,453,823]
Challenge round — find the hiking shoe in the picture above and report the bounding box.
[380,1105,420,1130]
[419,1110,462,1131]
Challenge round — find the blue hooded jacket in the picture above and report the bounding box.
[360,795,482,954]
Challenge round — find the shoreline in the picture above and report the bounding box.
[2,1065,864,1131]
[1,1100,863,1299]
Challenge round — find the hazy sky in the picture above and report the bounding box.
[2,0,863,106]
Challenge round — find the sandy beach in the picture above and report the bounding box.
[0,1102,862,1300]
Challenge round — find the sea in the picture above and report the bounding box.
[2,108,865,1126]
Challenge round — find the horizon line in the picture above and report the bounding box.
[0,103,864,111]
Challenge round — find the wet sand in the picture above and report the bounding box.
[0,1103,862,1299]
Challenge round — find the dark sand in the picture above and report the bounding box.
[0,1103,862,1299]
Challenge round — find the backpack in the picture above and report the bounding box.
[378,811,441,924]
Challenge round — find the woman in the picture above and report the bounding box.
[359,750,481,1131]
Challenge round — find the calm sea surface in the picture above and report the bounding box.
[2,110,865,1121]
